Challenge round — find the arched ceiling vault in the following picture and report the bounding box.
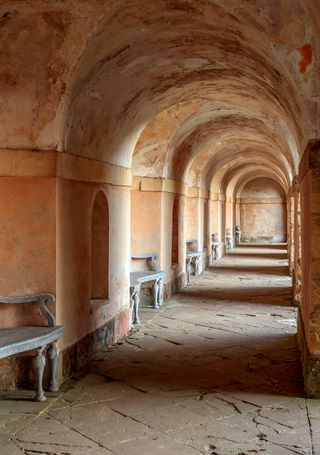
[187,144,290,191]
[63,0,318,173]
[198,147,291,190]
[223,166,289,198]
[234,172,288,199]
[206,155,289,195]
[132,88,300,179]
[171,117,295,183]
[1,0,319,186]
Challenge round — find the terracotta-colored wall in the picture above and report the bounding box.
[300,173,311,344]
[225,200,234,232]
[57,179,131,350]
[210,199,223,242]
[91,192,109,299]
[240,178,287,242]
[131,190,185,294]
[0,177,56,327]
[172,196,179,263]
[161,192,184,278]
[186,197,198,241]
[131,191,161,256]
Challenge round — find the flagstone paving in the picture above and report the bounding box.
[1,245,320,455]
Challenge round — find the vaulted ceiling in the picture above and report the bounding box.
[1,0,319,193]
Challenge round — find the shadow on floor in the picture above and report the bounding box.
[237,243,287,249]
[92,244,299,400]
[93,332,303,397]
[226,251,288,260]
[210,265,289,276]
[181,286,293,306]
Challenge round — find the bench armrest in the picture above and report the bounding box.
[0,293,56,327]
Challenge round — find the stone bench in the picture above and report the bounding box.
[130,254,164,326]
[186,240,201,285]
[0,294,64,402]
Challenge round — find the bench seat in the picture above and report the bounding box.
[186,251,201,259]
[0,326,63,359]
[0,293,63,402]
[130,270,164,287]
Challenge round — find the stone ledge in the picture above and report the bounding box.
[297,308,320,397]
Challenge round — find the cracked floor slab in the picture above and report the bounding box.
[1,245,320,455]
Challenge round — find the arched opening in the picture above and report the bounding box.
[239,177,287,244]
[171,196,179,265]
[91,191,109,300]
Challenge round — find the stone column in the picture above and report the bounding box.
[292,176,301,306]
[225,195,235,248]
[178,193,187,284]
[298,140,320,396]
[220,195,226,255]
[208,198,213,266]
[288,193,295,276]
[286,195,290,265]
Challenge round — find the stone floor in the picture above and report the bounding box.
[1,245,320,455]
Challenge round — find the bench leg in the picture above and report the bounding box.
[130,293,135,328]
[48,342,59,392]
[34,346,46,402]
[186,259,191,285]
[195,257,201,276]
[153,280,160,309]
[192,258,196,276]
[158,278,163,307]
[133,291,140,324]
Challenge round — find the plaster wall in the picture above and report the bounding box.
[186,197,199,242]
[297,140,320,396]
[131,190,185,298]
[225,200,234,233]
[0,177,56,327]
[57,179,131,351]
[131,190,161,274]
[300,172,311,343]
[240,178,287,243]
[161,192,184,282]
[210,200,219,236]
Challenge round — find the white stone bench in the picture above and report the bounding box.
[130,254,164,325]
[186,240,201,285]
[0,294,63,402]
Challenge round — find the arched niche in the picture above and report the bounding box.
[91,191,109,300]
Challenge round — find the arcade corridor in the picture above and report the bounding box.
[1,2,320,453]
[2,246,319,455]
